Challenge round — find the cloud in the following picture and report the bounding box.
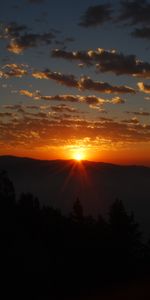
[126,110,150,116]
[51,104,78,113]
[7,32,55,54]
[132,27,150,39]
[111,97,125,104]
[3,22,27,38]
[1,112,150,150]
[137,82,150,93]
[0,21,55,54]
[0,112,14,118]
[78,76,135,94]
[118,0,150,26]
[52,48,93,65]
[0,64,28,78]
[52,48,150,78]
[19,89,127,109]
[32,70,78,88]
[79,4,112,27]
[20,89,40,99]
[122,117,140,124]
[3,104,40,110]
[32,69,135,94]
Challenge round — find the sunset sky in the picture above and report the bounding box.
[0,0,150,165]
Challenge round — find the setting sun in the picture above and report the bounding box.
[74,152,83,161]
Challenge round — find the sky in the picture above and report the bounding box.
[0,0,150,165]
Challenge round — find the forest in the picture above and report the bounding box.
[0,170,150,298]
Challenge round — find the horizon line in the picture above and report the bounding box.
[0,154,149,168]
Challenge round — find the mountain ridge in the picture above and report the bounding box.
[0,155,150,234]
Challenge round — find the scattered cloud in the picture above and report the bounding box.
[122,117,140,124]
[138,82,150,93]
[19,89,126,111]
[0,21,55,54]
[111,97,125,104]
[32,69,135,94]
[32,70,78,88]
[3,104,40,110]
[0,64,28,78]
[132,27,150,40]
[7,32,55,54]
[126,110,150,116]
[118,0,150,26]
[52,48,150,78]
[51,104,78,113]
[79,4,112,27]
[2,21,28,38]
[1,113,150,150]
[78,76,135,94]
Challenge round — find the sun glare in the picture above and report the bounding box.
[74,153,83,161]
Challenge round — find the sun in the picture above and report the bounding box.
[71,146,86,162]
[74,153,82,161]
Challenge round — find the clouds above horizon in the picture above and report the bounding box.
[138,82,150,93]
[0,21,55,54]
[0,0,150,162]
[19,89,126,108]
[52,48,150,78]
[1,107,150,152]
[78,1,150,42]
[0,63,28,78]
[118,0,150,26]
[79,4,112,27]
[32,69,135,94]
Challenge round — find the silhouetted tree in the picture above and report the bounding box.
[71,197,84,223]
[108,198,142,263]
[0,170,15,209]
[18,192,40,212]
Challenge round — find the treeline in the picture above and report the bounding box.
[0,170,150,298]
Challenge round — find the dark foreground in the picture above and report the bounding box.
[1,170,150,299]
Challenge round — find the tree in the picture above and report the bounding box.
[0,170,15,210]
[71,197,84,223]
[108,198,142,260]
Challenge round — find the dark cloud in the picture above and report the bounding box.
[52,49,92,65]
[32,69,135,94]
[0,112,14,118]
[122,117,139,124]
[32,69,78,88]
[78,76,135,94]
[7,32,55,54]
[51,104,78,113]
[118,0,150,26]
[132,27,150,39]
[3,104,40,110]
[54,37,75,48]
[126,110,150,116]
[79,4,112,27]
[0,21,55,54]
[52,48,150,78]
[19,90,126,110]
[4,21,27,38]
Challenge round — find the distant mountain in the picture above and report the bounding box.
[0,155,150,234]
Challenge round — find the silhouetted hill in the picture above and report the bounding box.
[0,155,150,234]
